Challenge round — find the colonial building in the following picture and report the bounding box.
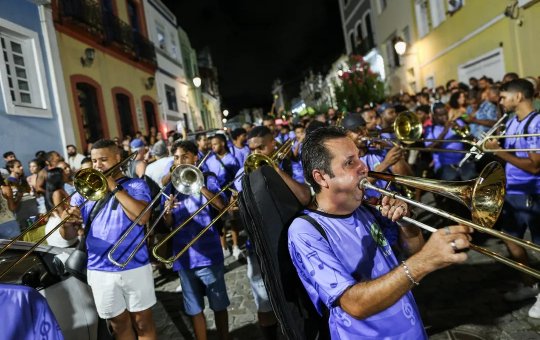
[411,0,540,88]
[177,26,205,131]
[369,0,417,94]
[143,0,197,135]
[52,0,158,149]
[0,0,74,164]
[197,48,222,129]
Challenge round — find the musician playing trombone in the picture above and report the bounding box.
[288,127,473,339]
[161,140,230,340]
[485,79,540,317]
[234,125,311,339]
[60,139,157,340]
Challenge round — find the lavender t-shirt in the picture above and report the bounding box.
[504,112,540,195]
[424,120,466,170]
[161,175,224,271]
[288,207,426,340]
[206,152,240,187]
[231,144,250,168]
[71,177,151,271]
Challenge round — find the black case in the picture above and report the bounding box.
[238,165,329,340]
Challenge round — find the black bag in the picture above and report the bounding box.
[238,165,329,340]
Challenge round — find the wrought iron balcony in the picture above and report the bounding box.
[57,0,156,67]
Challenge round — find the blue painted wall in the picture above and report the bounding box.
[0,1,65,170]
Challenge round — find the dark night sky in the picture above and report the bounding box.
[162,0,345,114]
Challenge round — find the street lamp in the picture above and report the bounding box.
[394,37,407,56]
[223,109,229,117]
[193,76,201,88]
[222,118,227,124]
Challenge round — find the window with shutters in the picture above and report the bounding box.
[0,19,50,117]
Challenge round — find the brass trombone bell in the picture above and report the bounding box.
[361,162,540,279]
[107,164,206,268]
[0,152,138,279]
[152,139,294,264]
[393,111,423,144]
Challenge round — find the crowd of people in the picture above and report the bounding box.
[0,72,539,339]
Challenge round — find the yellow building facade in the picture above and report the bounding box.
[412,0,540,89]
[52,0,159,150]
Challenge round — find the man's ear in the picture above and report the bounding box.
[312,169,329,190]
[515,92,523,103]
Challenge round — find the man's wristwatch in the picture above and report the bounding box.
[111,184,124,195]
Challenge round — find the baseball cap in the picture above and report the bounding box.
[376,102,393,114]
[151,140,168,157]
[341,113,366,131]
[129,138,144,151]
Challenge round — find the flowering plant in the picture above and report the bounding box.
[334,55,385,111]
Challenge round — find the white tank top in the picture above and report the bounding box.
[0,189,16,225]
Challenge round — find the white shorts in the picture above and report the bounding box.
[87,264,156,319]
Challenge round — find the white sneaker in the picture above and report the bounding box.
[175,284,183,293]
[223,247,231,258]
[504,283,540,302]
[529,294,540,318]
[232,246,244,260]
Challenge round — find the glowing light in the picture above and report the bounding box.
[193,77,202,88]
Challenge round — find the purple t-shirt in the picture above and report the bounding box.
[424,120,466,170]
[71,177,151,271]
[161,175,224,271]
[288,207,426,340]
[197,150,210,173]
[231,144,250,169]
[504,112,540,195]
[206,152,240,188]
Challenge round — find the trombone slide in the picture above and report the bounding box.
[369,204,540,280]
[360,179,540,254]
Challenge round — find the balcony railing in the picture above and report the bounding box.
[57,0,156,67]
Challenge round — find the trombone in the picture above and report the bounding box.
[0,152,137,279]
[107,151,212,268]
[152,139,294,264]
[360,161,540,279]
[372,111,540,155]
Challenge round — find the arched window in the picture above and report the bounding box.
[70,75,109,148]
[76,83,105,144]
[356,22,364,42]
[112,88,137,138]
[349,32,356,54]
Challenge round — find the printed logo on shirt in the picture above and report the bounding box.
[369,222,391,256]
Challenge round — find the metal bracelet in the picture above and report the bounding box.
[401,261,420,287]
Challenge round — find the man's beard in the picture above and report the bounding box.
[68,151,76,157]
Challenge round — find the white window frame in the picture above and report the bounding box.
[0,18,51,118]
[378,0,388,14]
[155,22,166,50]
[429,0,446,28]
[415,0,430,38]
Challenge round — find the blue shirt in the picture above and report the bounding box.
[0,284,64,340]
[470,101,498,139]
[205,153,240,188]
[424,120,466,171]
[71,177,151,271]
[230,144,250,169]
[504,112,540,195]
[197,151,210,173]
[161,175,224,270]
[288,207,426,339]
